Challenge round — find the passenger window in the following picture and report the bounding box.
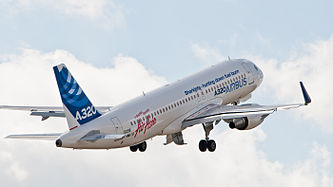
[130,121,133,126]
[177,102,179,106]
[191,95,193,100]
[185,98,188,102]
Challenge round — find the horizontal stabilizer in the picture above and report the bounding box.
[6,133,62,140]
[0,105,112,121]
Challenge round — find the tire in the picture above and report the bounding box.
[130,145,138,152]
[199,140,207,152]
[207,140,216,152]
[138,141,147,152]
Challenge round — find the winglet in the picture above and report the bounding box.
[300,81,311,105]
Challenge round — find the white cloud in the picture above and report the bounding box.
[191,43,226,64]
[250,34,333,131]
[0,48,332,186]
[0,151,28,182]
[0,0,125,28]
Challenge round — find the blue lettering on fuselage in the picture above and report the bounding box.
[214,77,247,96]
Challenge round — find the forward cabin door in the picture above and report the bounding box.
[241,62,254,85]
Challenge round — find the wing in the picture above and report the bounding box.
[78,130,126,142]
[0,105,113,121]
[5,133,62,140]
[182,81,311,128]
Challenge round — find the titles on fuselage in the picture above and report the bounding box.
[214,77,247,96]
[184,69,242,95]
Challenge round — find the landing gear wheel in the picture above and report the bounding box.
[138,141,147,152]
[199,139,207,152]
[130,145,138,152]
[207,140,216,152]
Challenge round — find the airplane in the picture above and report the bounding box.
[2,59,311,152]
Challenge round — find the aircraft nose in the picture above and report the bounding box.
[258,67,264,79]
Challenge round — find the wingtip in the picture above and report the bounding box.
[300,81,311,105]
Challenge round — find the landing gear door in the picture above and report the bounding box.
[110,117,123,134]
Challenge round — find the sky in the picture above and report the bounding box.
[0,0,332,186]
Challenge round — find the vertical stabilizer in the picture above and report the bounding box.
[53,64,101,130]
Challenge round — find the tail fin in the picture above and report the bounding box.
[53,64,101,130]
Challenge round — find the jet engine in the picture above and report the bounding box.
[228,114,268,130]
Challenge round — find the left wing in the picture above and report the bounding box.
[182,81,311,128]
[0,105,113,121]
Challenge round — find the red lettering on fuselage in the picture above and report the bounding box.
[134,115,157,138]
[134,109,150,118]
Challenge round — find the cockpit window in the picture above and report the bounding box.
[253,65,259,71]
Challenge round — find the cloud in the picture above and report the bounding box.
[0,151,28,182]
[191,43,226,64]
[0,0,125,28]
[250,34,333,131]
[192,34,333,132]
[0,48,332,186]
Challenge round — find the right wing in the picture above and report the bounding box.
[0,105,113,121]
[182,81,311,128]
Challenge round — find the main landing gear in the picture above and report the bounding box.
[199,122,216,152]
[130,141,147,152]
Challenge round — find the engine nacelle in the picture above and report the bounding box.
[229,115,267,130]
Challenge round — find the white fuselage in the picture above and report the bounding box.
[58,59,264,149]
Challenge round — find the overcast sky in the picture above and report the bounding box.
[0,0,332,186]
